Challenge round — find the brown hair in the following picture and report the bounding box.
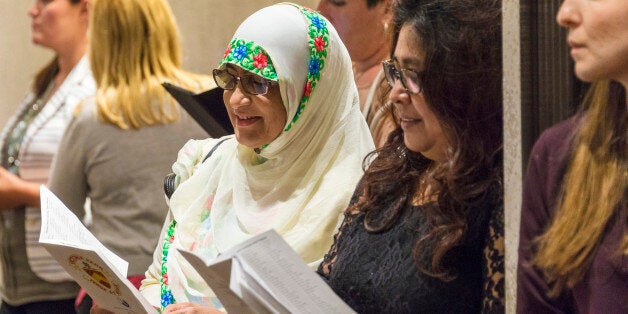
[534,80,627,296]
[355,0,502,280]
[32,58,59,97]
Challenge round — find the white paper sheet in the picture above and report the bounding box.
[178,230,355,314]
[39,186,156,313]
[39,185,128,275]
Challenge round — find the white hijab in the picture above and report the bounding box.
[165,3,374,306]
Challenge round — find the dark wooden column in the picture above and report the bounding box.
[519,0,586,167]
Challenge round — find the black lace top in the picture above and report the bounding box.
[317,185,504,313]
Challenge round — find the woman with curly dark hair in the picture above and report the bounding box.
[317,0,504,312]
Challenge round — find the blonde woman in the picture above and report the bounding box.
[47,0,210,311]
[517,0,627,312]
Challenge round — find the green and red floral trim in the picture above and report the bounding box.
[220,39,278,82]
[284,6,330,132]
[160,220,177,311]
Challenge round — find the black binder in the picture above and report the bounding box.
[162,82,233,137]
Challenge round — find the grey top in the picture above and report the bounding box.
[0,56,95,306]
[48,97,207,276]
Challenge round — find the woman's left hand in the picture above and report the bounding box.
[163,302,224,314]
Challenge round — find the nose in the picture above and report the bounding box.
[556,0,580,29]
[388,78,409,107]
[28,2,39,17]
[227,84,251,110]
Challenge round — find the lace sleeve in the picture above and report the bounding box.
[317,212,359,279]
[317,178,365,279]
[481,202,505,313]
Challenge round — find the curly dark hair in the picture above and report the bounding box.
[354,0,503,281]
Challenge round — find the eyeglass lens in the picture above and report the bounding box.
[212,69,272,95]
[382,61,421,94]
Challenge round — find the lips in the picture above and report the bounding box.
[567,39,586,53]
[568,39,585,49]
[400,117,421,122]
[399,116,422,128]
[235,114,261,126]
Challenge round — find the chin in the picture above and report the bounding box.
[235,137,252,148]
[404,140,424,155]
[573,64,608,83]
[236,136,261,150]
[574,70,595,83]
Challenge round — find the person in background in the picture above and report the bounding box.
[0,0,94,313]
[517,0,627,312]
[137,3,374,313]
[317,0,505,312]
[46,0,210,312]
[317,0,395,148]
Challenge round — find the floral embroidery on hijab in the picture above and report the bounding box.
[160,220,177,309]
[284,7,330,131]
[220,39,278,81]
[217,5,330,134]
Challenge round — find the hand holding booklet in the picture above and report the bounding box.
[40,186,354,313]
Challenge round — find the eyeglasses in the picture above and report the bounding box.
[382,60,423,94]
[212,68,277,95]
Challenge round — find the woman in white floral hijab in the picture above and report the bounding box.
[139,3,374,312]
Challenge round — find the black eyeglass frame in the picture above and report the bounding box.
[212,68,278,96]
[382,60,424,95]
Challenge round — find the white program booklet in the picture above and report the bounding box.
[178,230,356,314]
[39,186,156,314]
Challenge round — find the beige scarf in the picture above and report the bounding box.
[163,3,374,306]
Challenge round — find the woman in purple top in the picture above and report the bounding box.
[517,0,627,313]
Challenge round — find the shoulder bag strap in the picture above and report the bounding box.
[164,138,229,199]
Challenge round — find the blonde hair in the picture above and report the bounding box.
[534,80,627,296]
[88,0,212,129]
